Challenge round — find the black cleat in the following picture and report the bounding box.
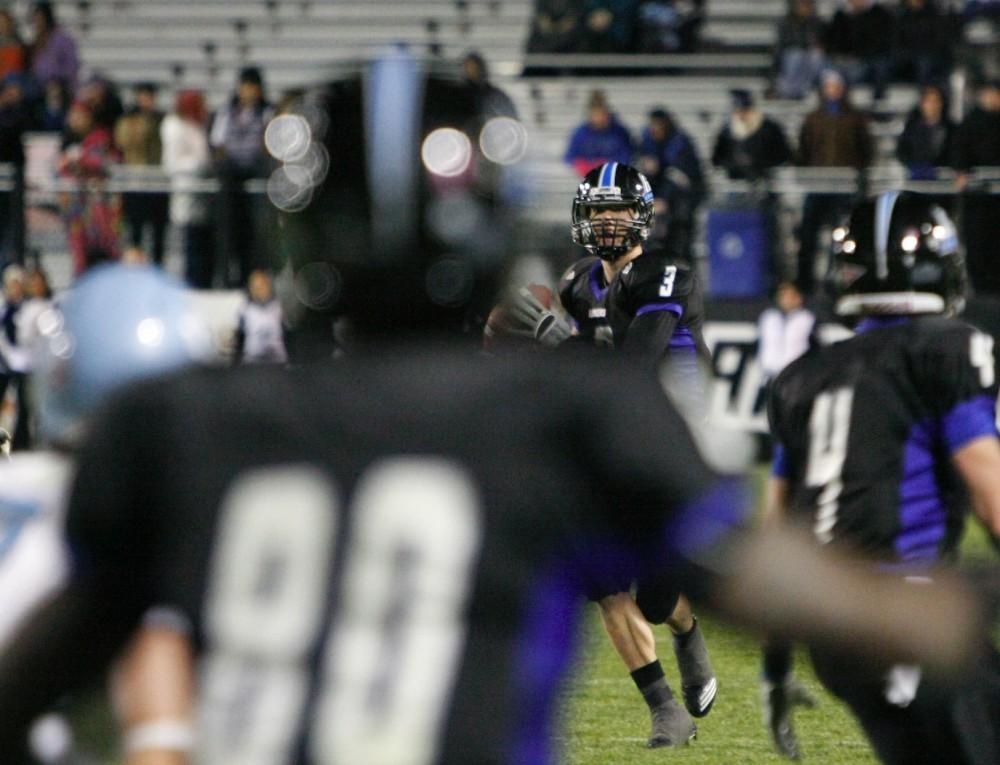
[647,699,697,748]
[674,619,717,718]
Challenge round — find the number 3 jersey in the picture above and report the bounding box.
[768,317,999,568]
[49,350,742,765]
[557,251,709,362]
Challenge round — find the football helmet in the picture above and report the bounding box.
[830,191,967,317]
[278,52,518,346]
[571,163,655,261]
[33,264,209,444]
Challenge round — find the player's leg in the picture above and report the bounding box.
[597,593,696,748]
[810,646,971,765]
[638,580,717,718]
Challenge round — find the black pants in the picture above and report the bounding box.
[810,643,1000,765]
[796,193,851,294]
[183,223,216,289]
[122,191,169,265]
[961,193,1000,297]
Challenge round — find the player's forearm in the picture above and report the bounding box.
[701,526,986,681]
[953,436,1000,540]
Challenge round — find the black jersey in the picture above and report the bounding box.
[556,256,612,347]
[605,251,709,362]
[2,351,742,765]
[769,316,999,569]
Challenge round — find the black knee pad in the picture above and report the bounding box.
[635,577,681,625]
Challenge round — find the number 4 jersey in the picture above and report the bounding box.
[768,316,999,567]
[48,350,741,765]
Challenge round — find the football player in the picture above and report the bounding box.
[0,58,990,765]
[555,163,717,746]
[0,264,205,764]
[762,191,1000,764]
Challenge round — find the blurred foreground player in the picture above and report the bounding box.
[0,59,991,765]
[0,265,205,765]
[763,192,1000,764]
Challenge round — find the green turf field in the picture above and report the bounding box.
[558,612,878,764]
[557,515,997,765]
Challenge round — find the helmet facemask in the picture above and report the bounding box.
[572,200,652,261]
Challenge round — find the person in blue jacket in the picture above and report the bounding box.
[565,90,634,177]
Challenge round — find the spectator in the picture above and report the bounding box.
[711,90,792,181]
[0,74,33,265]
[564,90,633,176]
[636,0,705,53]
[161,89,214,289]
[0,8,25,82]
[461,51,518,119]
[896,84,955,181]
[0,265,30,448]
[38,76,68,132]
[824,0,896,101]
[115,83,169,266]
[757,280,816,380]
[77,74,123,131]
[895,0,956,86]
[210,66,274,287]
[526,0,585,53]
[636,106,705,262]
[771,0,827,100]
[953,79,1000,295]
[28,1,77,94]
[58,99,122,274]
[580,0,640,53]
[795,70,872,292]
[234,268,287,365]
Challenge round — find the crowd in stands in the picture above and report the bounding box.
[526,0,984,103]
[527,0,705,54]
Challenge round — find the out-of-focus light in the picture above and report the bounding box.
[842,240,856,254]
[50,334,73,359]
[37,308,62,337]
[901,234,919,252]
[479,117,528,165]
[421,128,472,178]
[136,317,165,348]
[425,258,473,307]
[289,141,331,185]
[267,165,314,212]
[264,114,312,162]
[427,193,484,243]
[294,261,342,311]
[832,226,847,242]
[931,225,948,240]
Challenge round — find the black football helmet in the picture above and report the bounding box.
[276,54,518,350]
[830,191,967,317]
[571,163,655,261]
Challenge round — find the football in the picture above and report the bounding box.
[482,283,554,352]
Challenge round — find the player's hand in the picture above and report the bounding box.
[761,677,817,760]
[507,287,571,348]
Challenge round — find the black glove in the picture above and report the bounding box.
[761,676,818,760]
[506,287,572,348]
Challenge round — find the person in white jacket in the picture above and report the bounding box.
[757,280,816,380]
[161,90,214,288]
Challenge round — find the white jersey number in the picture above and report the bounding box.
[200,460,483,765]
[805,388,854,544]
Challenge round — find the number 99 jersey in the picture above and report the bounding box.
[25,350,742,765]
[768,316,999,568]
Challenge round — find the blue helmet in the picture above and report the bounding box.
[34,264,209,443]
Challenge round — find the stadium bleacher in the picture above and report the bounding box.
[6,0,997,279]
